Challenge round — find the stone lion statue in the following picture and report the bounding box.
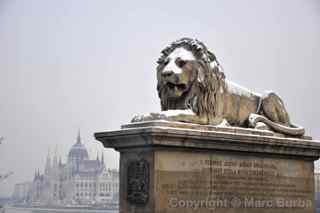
[132,38,305,136]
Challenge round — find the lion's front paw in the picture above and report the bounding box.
[255,122,270,131]
[131,114,144,123]
[131,113,166,123]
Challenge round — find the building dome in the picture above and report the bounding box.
[68,131,88,162]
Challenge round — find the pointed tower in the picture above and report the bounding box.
[44,149,51,175]
[67,129,89,173]
[77,129,81,144]
[53,145,58,168]
[101,151,105,165]
[59,156,62,167]
[34,170,37,181]
[96,151,100,162]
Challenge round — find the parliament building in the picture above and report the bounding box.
[13,132,119,206]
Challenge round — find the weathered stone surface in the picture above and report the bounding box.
[95,121,320,213]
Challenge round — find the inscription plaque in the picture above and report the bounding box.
[127,159,149,205]
[155,151,314,213]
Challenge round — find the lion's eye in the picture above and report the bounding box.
[175,58,186,68]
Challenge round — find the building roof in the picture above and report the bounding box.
[68,130,89,160]
[79,160,102,173]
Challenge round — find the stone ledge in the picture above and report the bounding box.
[94,121,320,160]
[122,120,312,139]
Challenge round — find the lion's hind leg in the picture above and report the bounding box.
[261,91,290,126]
[248,92,305,136]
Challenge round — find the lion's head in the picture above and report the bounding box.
[156,38,225,119]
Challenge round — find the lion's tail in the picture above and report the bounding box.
[248,113,305,136]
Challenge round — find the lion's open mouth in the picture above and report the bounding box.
[166,82,187,91]
[164,82,188,98]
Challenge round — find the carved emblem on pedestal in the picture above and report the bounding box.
[127,159,149,205]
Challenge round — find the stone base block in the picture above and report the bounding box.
[95,121,320,213]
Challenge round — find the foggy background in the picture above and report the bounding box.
[0,0,319,197]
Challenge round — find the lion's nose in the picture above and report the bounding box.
[161,70,174,78]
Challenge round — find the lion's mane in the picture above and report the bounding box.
[156,38,226,121]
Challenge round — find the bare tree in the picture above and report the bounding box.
[0,137,12,182]
[0,172,13,181]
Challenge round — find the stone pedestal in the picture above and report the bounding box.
[95,121,320,213]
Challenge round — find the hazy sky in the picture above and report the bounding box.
[0,0,319,197]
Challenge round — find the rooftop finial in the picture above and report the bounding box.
[77,129,81,144]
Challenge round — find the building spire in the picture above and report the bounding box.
[101,151,104,165]
[96,151,99,161]
[45,148,51,175]
[77,129,81,144]
[59,156,62,167]
[53,145,58,167]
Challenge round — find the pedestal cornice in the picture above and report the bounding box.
[94,121,320,160]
